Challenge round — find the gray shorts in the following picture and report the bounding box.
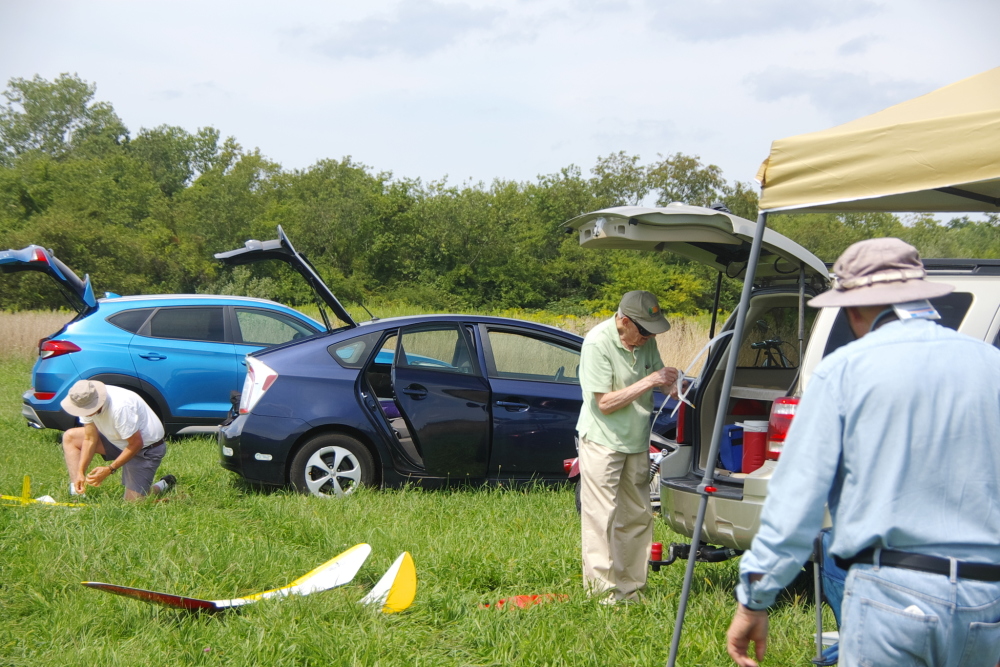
[99,434,166,495]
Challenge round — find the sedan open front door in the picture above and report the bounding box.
[391,323,492,480]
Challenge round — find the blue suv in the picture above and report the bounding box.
[0,238,343,435]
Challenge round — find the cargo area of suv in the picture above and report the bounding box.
[659,260,1000,553]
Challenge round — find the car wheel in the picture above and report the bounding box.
[290,434,375,498]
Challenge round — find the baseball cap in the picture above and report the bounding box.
[619,290,670,334]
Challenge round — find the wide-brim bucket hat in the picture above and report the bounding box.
[809,237,953,308]
[61,379,108,417]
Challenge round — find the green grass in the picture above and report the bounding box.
[0,357,828,666]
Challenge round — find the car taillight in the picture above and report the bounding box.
[39,340,81,359]
[33,392,56,400]
[239,357,278,415]
[766,397,799,459]
[675,402,687,444]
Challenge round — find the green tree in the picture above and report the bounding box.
[0,73,126,165]
[590,151,649,206]
[648,152,727,207]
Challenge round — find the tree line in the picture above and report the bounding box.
[2,74,998,317]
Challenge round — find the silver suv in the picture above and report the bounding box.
[565,205,1000,554]
[660,261,1000,551]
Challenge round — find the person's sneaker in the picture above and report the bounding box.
[153,474,176,494]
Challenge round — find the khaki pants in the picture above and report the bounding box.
[579,435,653,601]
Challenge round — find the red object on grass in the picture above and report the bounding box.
[651,542,663,562]
[482,593,569,609]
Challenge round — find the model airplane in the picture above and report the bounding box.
[83,544,417,613]
[1,475,86,508]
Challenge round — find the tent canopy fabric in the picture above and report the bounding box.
[757,67,1000,214]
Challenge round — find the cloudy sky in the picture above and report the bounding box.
[1,0,997,189]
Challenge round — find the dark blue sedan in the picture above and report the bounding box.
[216,228,601,496]
[220,313,593,496]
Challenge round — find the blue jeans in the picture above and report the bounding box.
[840,561,1000,667]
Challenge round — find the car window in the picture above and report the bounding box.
[399,325,474,374]
[107,308,153,333]
[824,292,975,357]
[487,330,580,384]
[147,307,226,343]
[737,306,816,369]
[235,307,315,346]
[328,331,381,368]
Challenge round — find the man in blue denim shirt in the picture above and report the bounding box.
[727,238,1000,667]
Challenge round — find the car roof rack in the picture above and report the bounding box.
[922,258,1000,275]
[823,258,1000,275]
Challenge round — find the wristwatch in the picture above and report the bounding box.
[109,463,120,473]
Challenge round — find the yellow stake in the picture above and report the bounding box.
[21,475,30,505]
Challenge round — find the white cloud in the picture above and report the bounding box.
[746,68,931,125]
[837,34,876,56]
[649,0,880,41]
[314,0,504,59]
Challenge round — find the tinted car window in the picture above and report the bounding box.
[235,307,315,346]
[107,308,153,333]
[399,325,473,374]
[487,330,580,383]
[823,292,975,357]
[737,306,816,368]
[329,331,382,368]
[148,307,226,342]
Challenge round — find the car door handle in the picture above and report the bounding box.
[496,400,529,412]
[401,385,428,399]
[138,353,167,361]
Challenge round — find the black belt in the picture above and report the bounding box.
[835,548,1000,582]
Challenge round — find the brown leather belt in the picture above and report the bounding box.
[835,548,1000,582]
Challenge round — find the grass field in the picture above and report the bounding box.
[0,312,827,666]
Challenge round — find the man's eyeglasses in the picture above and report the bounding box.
[632,320,654,338]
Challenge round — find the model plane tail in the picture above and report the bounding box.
[359,552,417,613]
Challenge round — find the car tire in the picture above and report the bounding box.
[290,434,375,498]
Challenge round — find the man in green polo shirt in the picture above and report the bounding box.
[577,290,679,603]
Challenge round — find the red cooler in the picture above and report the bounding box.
[741,420,768,473]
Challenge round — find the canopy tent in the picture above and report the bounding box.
[756,66,1000,214]
[666,68,1000,667]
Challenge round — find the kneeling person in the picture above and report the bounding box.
[60,380,175,500]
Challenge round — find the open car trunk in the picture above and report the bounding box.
[215,226,357,331]
[564,204,828,485]
[0,245,98,315]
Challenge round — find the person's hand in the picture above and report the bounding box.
[726,603,769,667]
[73,478,87,495]
[649,366,678,389]
[85,466,113,488]
[670,378,691,400]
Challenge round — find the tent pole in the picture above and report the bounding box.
[665,211,770,667]
[710,272,722,339]
[798,265,806,363]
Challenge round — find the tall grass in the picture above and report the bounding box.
[0,310,75,361]
[0,311,827,666]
